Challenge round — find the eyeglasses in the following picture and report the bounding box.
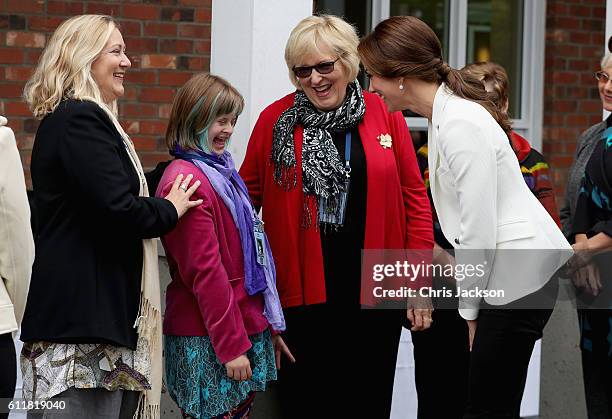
[595,71,611,83]
[292,58,340,79]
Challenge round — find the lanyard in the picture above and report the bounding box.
[344,131,352,175]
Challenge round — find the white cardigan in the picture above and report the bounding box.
[427,85,572,320]
[0,115,34,334]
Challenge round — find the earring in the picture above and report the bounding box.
[399,83,404,90]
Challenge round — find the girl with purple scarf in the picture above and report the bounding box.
[156,73,293,419]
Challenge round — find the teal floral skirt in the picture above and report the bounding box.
[164,329,277,419]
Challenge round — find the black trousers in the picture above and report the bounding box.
[276,304,404,419]
[0,332,17,419]
[411,308,470,419]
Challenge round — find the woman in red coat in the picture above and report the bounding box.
[239,15,433,418]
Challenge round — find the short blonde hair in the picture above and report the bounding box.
[601,53,612,69]
[285,15,360,89]
[166,73,244,151]
[24,15,117,119]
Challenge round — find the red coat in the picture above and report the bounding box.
[239,91,433,308]
[157,160,268,364]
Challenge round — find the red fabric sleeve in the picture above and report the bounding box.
[239,113,269,210]
[160,180,252,364]
[388,111,434,250]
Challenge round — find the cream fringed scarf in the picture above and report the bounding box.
[119,127,163,419]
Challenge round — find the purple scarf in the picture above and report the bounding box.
[172,146,285,331]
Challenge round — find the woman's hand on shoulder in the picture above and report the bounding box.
[164,173,203,218]
[225,354,252,381]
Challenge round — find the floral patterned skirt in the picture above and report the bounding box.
[164,329,276,419]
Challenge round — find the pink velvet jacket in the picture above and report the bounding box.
[157,159,269,364]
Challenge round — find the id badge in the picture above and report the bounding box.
[253,218,267,266]
[318,176,350,228]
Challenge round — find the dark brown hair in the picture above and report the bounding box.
[358,16,512,136]
[165,73,244,151]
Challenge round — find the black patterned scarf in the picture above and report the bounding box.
[271,80,366,227]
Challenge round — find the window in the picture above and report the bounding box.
[313,0,545,149]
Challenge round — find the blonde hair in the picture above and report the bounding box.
[461,62,509,114]
[166,73,244,151]
[24,14,124,135]
[285,15,360,89]
[601,53,612,69]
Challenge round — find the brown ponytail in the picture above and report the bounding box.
[358,16,512,137]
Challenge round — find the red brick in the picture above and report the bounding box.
[178,24,210,38]
[567,86,588,99]
[179,0,211,6]
[158,104,173,119]
[582,19,604,32]
[140,120,167,135]
[582,46,601,59]
[26,50,42,65]
[556,17,580,30]
[144,22,178,37]
[118,21,142,37]
[28,16,64,32]
[123,4,161,20]
[132,137,159,152]
[124,38,158,54]
[86,2,120,15]
[553,100,578,113]
[158,71,192,86]
[554,44,579,58]
[5,101,31,116]
[121,103,159,118]
[548,3,568,15]
[140,88,176,103]
[6,0,44,13]
[568,5,591,17]
[160,39,193,54]
[568,59,590,71]
[552,72,578,85]
[141,54,177,69]
[121,120,140,135]
[125,70,157,85]
[568,31,591,44]
[549,155,575,169]
[5,67,33,81]
[579,100,603,113]
[180,56,208,71]
[194,8,212,23]
[0,83,24,98]
[6,32,46,48]
[140,152,171,169]
[17,135,34,150]
[194,40,211,54]
[566,114,589,127]
[0,49,24,64]
[46,1,84,15]
[123,87,139,101]
[592,6,606,19]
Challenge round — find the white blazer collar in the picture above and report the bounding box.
[431,83,453,127]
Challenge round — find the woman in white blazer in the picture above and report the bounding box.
[359,16,572,418]
[0,115,34,419]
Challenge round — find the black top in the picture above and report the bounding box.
[21,99,178,349]
[320,127,367,307]
[572,122,612,239]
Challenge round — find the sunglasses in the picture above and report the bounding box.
[292,58,340,79]
[595,71,611,83]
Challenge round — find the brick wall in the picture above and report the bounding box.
[543,0,606,206]
[0,0,212,186]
